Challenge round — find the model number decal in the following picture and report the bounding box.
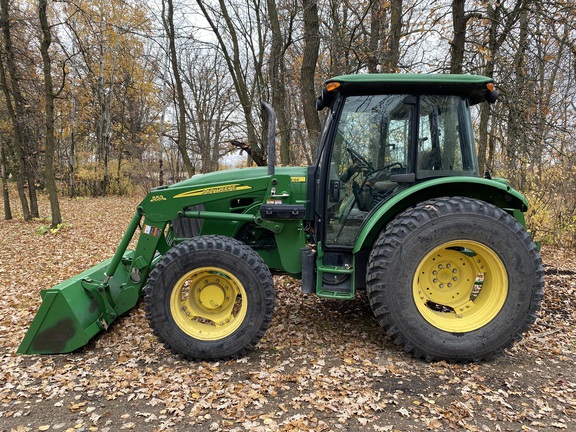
[174,184,252,199]
[150,195,167,202]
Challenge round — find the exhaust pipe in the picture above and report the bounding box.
[261,101,276,175]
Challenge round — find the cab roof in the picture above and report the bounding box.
[325,73,493,96]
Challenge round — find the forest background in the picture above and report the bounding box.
[0,0,574,247]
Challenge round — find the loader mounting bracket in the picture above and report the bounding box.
[81,278,117,329]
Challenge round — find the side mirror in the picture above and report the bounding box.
[317,86,337,111]
[485,89,499,104]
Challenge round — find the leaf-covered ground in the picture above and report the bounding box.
[1,194,575,432]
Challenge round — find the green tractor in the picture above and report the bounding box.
[19,74,544,362]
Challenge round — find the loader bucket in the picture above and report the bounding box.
[18,212,144,355]
[17,251,138,354]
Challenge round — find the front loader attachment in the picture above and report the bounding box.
[18,254,138,354]
[17,161,295,355]
[18,212,146,355]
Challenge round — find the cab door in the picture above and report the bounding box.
[314,93,415,297]
[322,94,414,248]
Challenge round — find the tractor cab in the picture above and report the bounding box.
[309,74,499,296]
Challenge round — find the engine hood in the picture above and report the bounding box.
[164,166,308,190]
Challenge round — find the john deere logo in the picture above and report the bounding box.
[174,184,252,199]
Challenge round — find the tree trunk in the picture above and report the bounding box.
[301,0,321,152]
[103,60,116,194]
[505,7,529,186]
[39,0,62,226]
[0,136,11,220]
[267,0,291,165]
[159,41,168,186]
[0,59,27,219]
[383,0,402,72]
[164,0,194,176]
[368,0,382,73]
[0,0,36,220]
[116,78,129,193]
[477,3,498,176]
[69,68,76,197]
[450,0,466,74]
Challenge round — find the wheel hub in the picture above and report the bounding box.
[199,284,226,309]
[418,251,476,309]
[437,266,455,285]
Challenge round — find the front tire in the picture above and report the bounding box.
[144,235,274,361]
[367,197,544,362]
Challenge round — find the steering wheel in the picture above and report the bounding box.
[346,147,374,171]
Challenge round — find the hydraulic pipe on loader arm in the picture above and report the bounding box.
[18,210,144,354]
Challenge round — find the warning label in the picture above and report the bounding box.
[143,225,162,237]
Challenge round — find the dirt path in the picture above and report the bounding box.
[1,195,575,431]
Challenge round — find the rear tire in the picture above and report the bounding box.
[144,235,274,361]
[367,197,544,362]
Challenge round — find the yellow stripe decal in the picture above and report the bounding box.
[174,184,252,199]
[291,177,306,183]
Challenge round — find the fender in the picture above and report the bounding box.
[353,176,530,253]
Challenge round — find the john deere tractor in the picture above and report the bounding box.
[19,74,544,362]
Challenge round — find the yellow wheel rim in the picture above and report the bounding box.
[413,240,508,333]
[170,266,248,341]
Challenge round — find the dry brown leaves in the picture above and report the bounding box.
[1,194,575,432]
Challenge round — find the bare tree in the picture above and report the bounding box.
[0,134,11,219]
[473,0,526,175]
[300,0,321,151]
[39,0,62,226]
[196,0,264,165]
[0,0,38,220]
[163,0,194,176]
[182,48,236,173]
